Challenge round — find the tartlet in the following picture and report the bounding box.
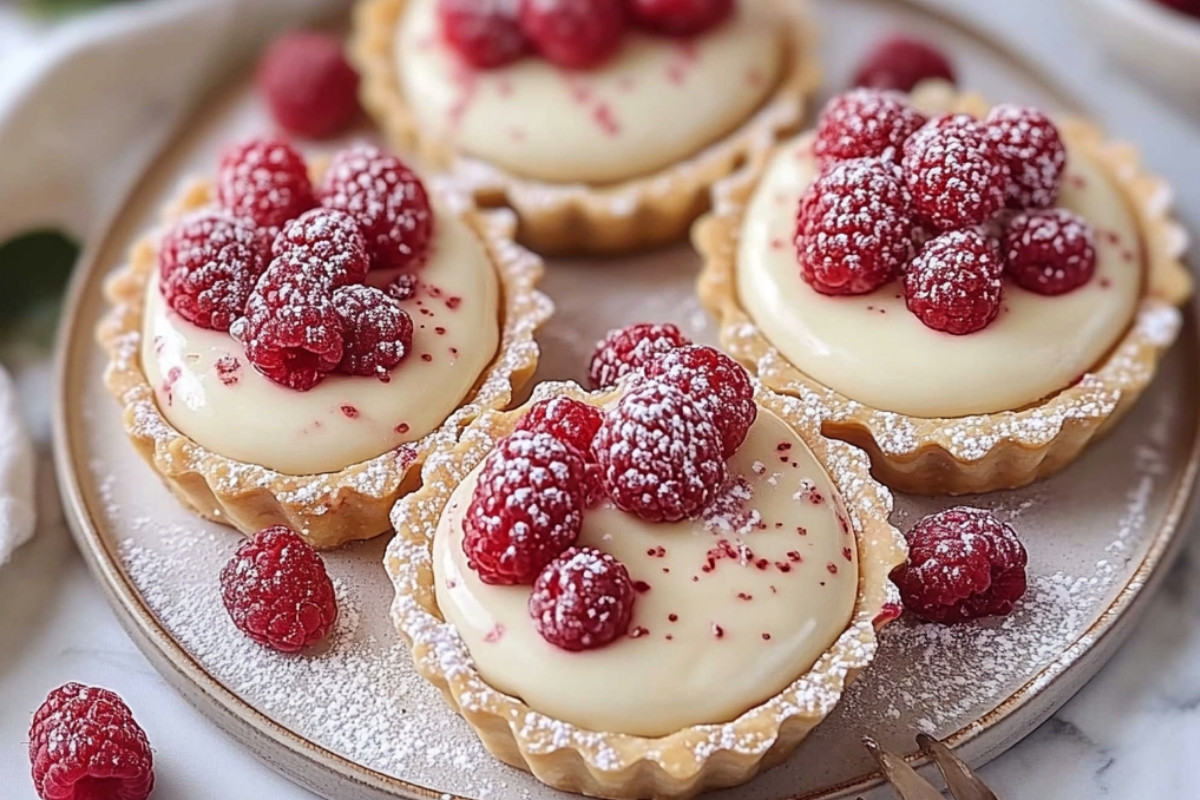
[352,0,819,256]
[696,83,1193,495]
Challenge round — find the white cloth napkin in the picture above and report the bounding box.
[0,366,36,566]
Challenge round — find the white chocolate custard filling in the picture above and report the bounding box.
[141,204,500,476]
[395,0,785,185]
[737,133,1143,419]
[433,407,858,737]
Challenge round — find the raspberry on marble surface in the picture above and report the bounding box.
[256,31,361,139]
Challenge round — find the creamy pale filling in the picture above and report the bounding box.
[395,0,784,185]
[433,407,858,737]
[141,204,500,476]
[737,133,1143,419]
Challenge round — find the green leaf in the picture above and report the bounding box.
[24,0,131,18]
[0,229,79,348]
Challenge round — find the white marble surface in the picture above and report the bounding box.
[1,0,1199,798]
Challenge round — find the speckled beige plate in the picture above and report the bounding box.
[52,1,1200,799]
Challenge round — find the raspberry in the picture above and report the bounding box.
[1003,209,1097,296]
[463,431,588,585]
[985,104,1067,210]
[625,0,733,36]
[593,381,726,522]
[272,207,369,288]
[796,157,915,295]
[890,507,1028,624]
[515,397,604,457]
[529,547,636,651]
[220,526,338,651]
[902,115,1010,230]
[29,683,154,800]
[158,210,267,332]
[438,0,529,68]
[905,229,1004,335]
[216,138,316,233]
[239,270,344,391]
[852,35,956,92]
[587,322,691,390]
[644,345,756,457]
[812,89,927,165]
[332,284,414,376]
[256,31,360,139]
[518,0,626,70]
[319,145,433,272]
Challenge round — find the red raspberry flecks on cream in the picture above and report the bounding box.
[985,104,1067,210]
[463,431,589,585]
[438,0,529,68]
[256,31,361,139]
[158,209,268,333]
[29,683,155,800]
[518,0,626,70]
[625,0,734,36]
[1003,208,1097,296]
[852,35,956,93]
[220,526,339,651]
[332,284,415,377]
[890,506,1028,624]
[644,344,756,458]
[237,271,344,391]
[902,115,1010,230]
[529,546,636,651]
[905,229,1004,335]
[796,157,915,295]
[515,396,604,457]
[812,89,927,166]
[272,207,370,288]
[216,138,316,233]
[587,322,691,390]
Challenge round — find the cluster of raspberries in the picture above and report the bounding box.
[798,89,1098,335]
[158,138,433,391]
[460,322,755,651]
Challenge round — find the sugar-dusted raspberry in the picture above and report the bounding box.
[29,683,154,800]
[985,104,1067,210]
[332,284,414,376]
[890,507,1028,624]
[518,0,626,70]
[216,138,315,232]
[529,546,636,651]
[220,526,338,651]
[158,210,268,332]
[272,207,369,288]
[813,89,927,165]
[902,115,1010,230]
[905,229,1004,335]
[852,35,956,92]
[515,397,604,457]
[318,144,433,272]
[1003,208,1097,296]
[587,322,691,390]
[238,271,344,391]
[644,345,756,457]
[256,31,360,139]
[438,0,529,68]
[593,380,726,522]
[796,157,915,295]
[464,431,588,585]
[625,0,733,36]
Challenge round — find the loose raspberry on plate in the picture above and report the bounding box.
[812,89,927,165]
[905,229,1004,335]
[593,380,726,522]
[464,431,589,585]
[890,506,1028,624]
[216,138,316,233]
[587,322,691,390]
[1003,208,1097,296]
[644,345,756,457]
[902,115,1010,230]
[852,35,956,92]
[438,0,529,68]
[220,526,338,651]
[319,144,434,272]
[256,31,360,139]
[529,546,636,651]
[29,683,154,800]
[796,157,915,295]
[272,207,370,288]
[332,285,414,377]
[625,0,733,36]
[158,210,268,332]
[515,397,604,457]
[519,0,626,70]
[239,271,344,391]
[985,104,1067,210]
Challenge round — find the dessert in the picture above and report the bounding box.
[385,337,904,798]
[696,83,1192,495]
[352,0,818,255]
[99,138,550,549]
